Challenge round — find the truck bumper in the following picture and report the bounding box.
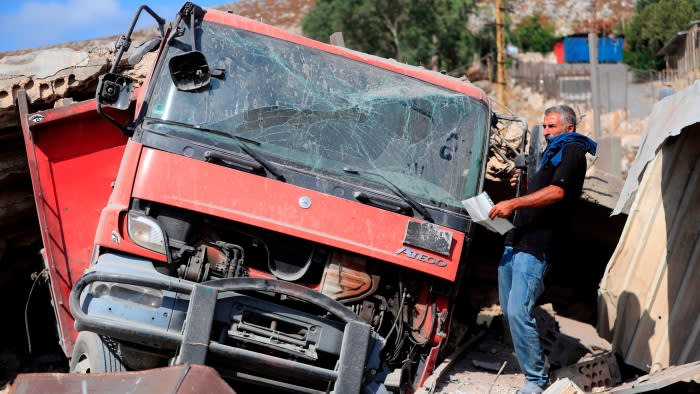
[71,253,382,394]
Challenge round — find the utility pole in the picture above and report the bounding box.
[589,1,601,138]
[589,33,601,139]
[495,0,506,105]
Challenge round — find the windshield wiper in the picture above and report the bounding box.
[342,167,433,222]
[145,117,285,181]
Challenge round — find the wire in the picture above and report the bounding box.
[489,96,519,118]
[385,287,407,346]
[25,268,46,355]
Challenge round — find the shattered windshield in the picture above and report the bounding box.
[145,21,489,211]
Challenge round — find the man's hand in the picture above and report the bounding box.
[489,199,517,219]
[488,185,566,220]
[510,169,526,189]
[509,170,520,187]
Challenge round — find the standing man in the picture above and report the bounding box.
[488,105,596,394]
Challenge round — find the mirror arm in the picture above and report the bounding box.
[174,2,205,51]
[111,5,165,74]
[98,5,163,135]
[189,10,197,51]
[96,103,132,135]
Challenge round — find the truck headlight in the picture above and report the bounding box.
[90,282,163,309]
[127,212,166,253]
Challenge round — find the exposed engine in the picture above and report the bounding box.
[131,200,448,388]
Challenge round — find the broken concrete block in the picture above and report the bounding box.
[0,48,90,79]
[550,352,621,392]
[543,378,584,394]
[0,47,109,109]
[476,304,502,327]
[53,98,74,108]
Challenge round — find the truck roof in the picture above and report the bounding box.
[203,8,489,104]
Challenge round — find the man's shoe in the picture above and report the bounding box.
[516,381,545,394]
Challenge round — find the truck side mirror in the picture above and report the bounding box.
[169,50,211,91]
[96,73,134,110]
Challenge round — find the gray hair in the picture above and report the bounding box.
[545,104,577,131]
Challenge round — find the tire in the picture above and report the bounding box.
[70,331,126,373]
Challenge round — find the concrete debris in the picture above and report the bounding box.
[580,168,624,210]
[606,361,700,393]
[551,352,621,392]
[476,304,502,327]
[0,48,109,109]
[53,98,75,108]
[543,378,584,394]
[0,48,90,79]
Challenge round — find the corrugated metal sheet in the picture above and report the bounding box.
[613,81,700,215]
[598,82,700,372]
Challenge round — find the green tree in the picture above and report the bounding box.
[512,14,557,54]
[625,0,699,69]
[635,0,700,12]
[474,14,513,58]
[302,0,477,73]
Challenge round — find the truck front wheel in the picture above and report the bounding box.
[70,331,126,373]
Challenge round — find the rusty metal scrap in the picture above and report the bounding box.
[9,364,236,394]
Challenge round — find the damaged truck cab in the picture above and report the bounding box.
[19,3,491,392]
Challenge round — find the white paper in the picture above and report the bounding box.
[461,192,515,235]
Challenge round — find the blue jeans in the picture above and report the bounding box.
[498,246,549,389]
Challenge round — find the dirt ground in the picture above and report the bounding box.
[433,333,525,394]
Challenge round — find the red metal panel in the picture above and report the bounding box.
[92,140,169,263]
[203,9,487,103]
[554,41,565,64]
[9,364,235,394]
[417,345,442,388]
[131,148,464,281]
[18,95,130,355]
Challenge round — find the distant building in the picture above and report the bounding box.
[657,20,700,83]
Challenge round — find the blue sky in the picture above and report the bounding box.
[0,0,227,52]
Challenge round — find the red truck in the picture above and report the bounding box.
[18,3,492,392]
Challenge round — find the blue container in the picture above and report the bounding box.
[599,37,624,62]
[563,36,624,63]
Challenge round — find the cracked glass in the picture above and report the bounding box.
[146,21,489,211]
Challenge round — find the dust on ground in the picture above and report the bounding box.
[434,333,525,394]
